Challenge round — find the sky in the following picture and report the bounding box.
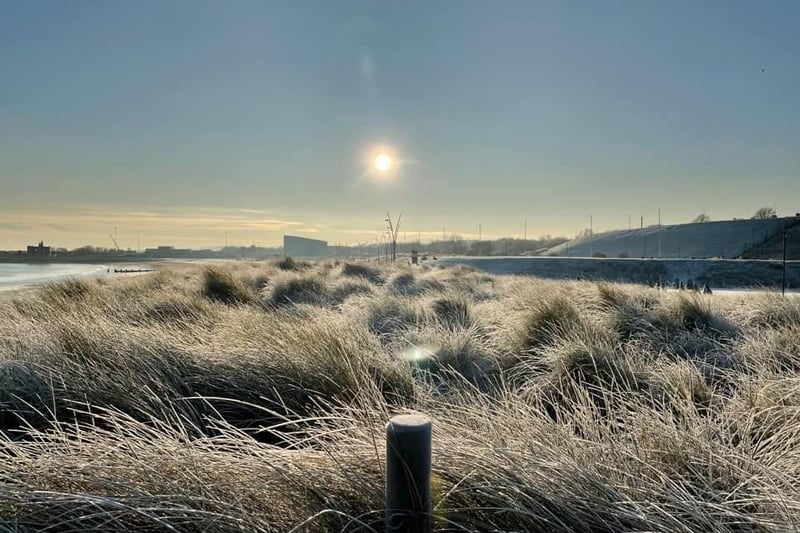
[1,0,798,250]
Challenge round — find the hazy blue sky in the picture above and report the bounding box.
[1,0,798,249]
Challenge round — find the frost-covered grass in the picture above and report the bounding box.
[0,260,798,531]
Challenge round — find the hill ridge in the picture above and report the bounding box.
[546,217,799,259]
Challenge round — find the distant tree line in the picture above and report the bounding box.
[412,235,568,256]
[752,207,777,220]
[693,207,780,223]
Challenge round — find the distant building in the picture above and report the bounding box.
[143,246,194,258]
[27,241,52,257]
[283,235,328,258]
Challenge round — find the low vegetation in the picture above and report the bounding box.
[0,260,798,531]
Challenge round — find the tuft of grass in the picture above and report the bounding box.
[725,374,800,450]
[740,326,800,372]
[388,272,445,296]
[399,325,502,392]
[515,296,583,353]
[330,278,375,304]
[365,295,426,337]
[341,262,384,284]
[275,255,310,271]
[430,295,472,330]
[0,261,797,531]
[261,273,329,307]
[136,294,214,326]
[649,361,713,416]
[201,267,254,305]
[36,277,98,312]
[544,338,645,393]
[744,293,800,329]
[669,294,740,339]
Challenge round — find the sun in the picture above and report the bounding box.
[374,153,393,173]
[363,145,400,179]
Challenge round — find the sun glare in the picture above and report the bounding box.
[374,153,393,172]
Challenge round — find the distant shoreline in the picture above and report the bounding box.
[0,256,156,265]
[0,262,160,294]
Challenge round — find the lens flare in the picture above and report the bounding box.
[399,345,436,363]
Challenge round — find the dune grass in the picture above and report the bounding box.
[0,259,798,531]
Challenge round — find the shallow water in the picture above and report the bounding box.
[0,263,107,291]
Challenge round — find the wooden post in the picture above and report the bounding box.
[386,414,432,532]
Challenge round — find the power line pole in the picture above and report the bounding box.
[658,207,662,258]
[782,222,787,296]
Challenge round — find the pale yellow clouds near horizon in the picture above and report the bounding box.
[0,204,473,251]
[0,204,516,251]
[0,205,322,250]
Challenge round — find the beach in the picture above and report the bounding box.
[0,263,156,292]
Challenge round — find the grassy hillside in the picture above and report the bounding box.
[0,261,799,531]
[742,220,800,260]
[546,218,792,259]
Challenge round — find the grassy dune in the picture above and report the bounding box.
[0,261,799,531]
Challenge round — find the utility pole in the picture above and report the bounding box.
[782,222,787,296]
[658,207,662,259]
[640,216,643,229]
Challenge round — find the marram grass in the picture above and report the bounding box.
[0,260,798,531]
